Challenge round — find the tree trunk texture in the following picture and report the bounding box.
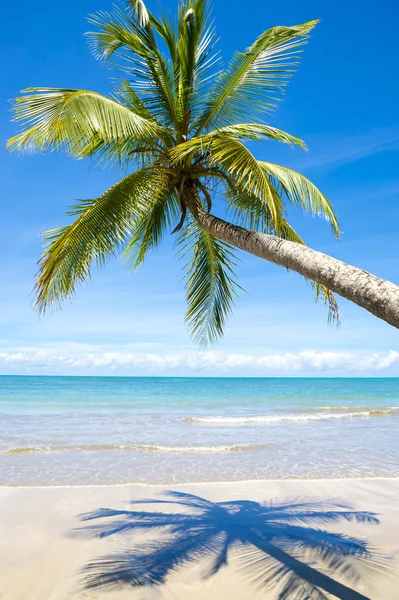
[186,198,399,329]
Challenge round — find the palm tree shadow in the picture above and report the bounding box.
[74,490,389,600]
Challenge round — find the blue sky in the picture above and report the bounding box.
[1,0,399,376]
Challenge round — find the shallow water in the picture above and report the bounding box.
[0,376,398,485]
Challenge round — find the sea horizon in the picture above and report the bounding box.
[2,374,399,379]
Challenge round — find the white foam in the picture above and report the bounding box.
[1,443,262,455]
[139,444,261,453]
[184,409,398,425]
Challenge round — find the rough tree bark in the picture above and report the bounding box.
[186,196,399,329]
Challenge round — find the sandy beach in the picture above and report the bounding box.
[0,477,398,600]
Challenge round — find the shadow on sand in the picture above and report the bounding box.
[74,490,388,599]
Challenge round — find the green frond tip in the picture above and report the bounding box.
[35,167,169,313]
[259,162,340,238]
[7,88,166,161]
[313,282,341,326]
[86,4,180,128]
[130,0,150,27]
[178,220,243,347]
[195,20,319,133]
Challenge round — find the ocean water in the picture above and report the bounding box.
[0,376,398,486]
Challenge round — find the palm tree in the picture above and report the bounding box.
[77,490,384,599]
[7,0,399,344]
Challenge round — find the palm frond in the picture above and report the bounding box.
[226,185,304,242]
[35,168,169,311]
[123,192,180,268]
[313,283,341,325]
[177,1,201,118]
[195,20,317,133]
[130,0,150,27]
[151,14,178,63]
[171,135,285,226]
[86,6,141,62]
[87,6,179,130]
[178,219,242,346]
[171,123,306,155]
[226,184,340,324]
[206,123,306,147]
[114,79,157,121]
[259,162,340,236]
[176,0,220,126]
[7,88,166,163]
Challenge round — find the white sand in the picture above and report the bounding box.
[0,478,398,600]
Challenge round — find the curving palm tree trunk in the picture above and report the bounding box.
[186,196,399,329]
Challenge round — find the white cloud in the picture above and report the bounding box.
[1,348,399,376]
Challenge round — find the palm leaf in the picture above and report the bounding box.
[176,1,202,119]
[35,168,169,311]
[170,123,306,156]
[115,79,158,121]
[7,88,166,162]
[207,124,306,147]
[171,135,285,226]
[130,0,150,27]
[150,14,178,63]
[86,7,142,63]
[123,192,180,268]
[178,219,242,346]
[195,20,317,133]
[313,283,340,325]
[87,6,179,130]
[176,0,220,126]
[226,184,340,323]
[226,185,304,242]
[259,162,340,236]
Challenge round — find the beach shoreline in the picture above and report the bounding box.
[1,474,399,489]
[1,477,398,599]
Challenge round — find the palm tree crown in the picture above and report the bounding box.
[7,0,340,345]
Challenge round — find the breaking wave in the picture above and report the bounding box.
[1,443,264,456]
[183,407,399,425]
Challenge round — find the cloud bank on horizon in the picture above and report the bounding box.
[1,349,398,376]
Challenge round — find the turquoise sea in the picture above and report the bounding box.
[0,376,398,485]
